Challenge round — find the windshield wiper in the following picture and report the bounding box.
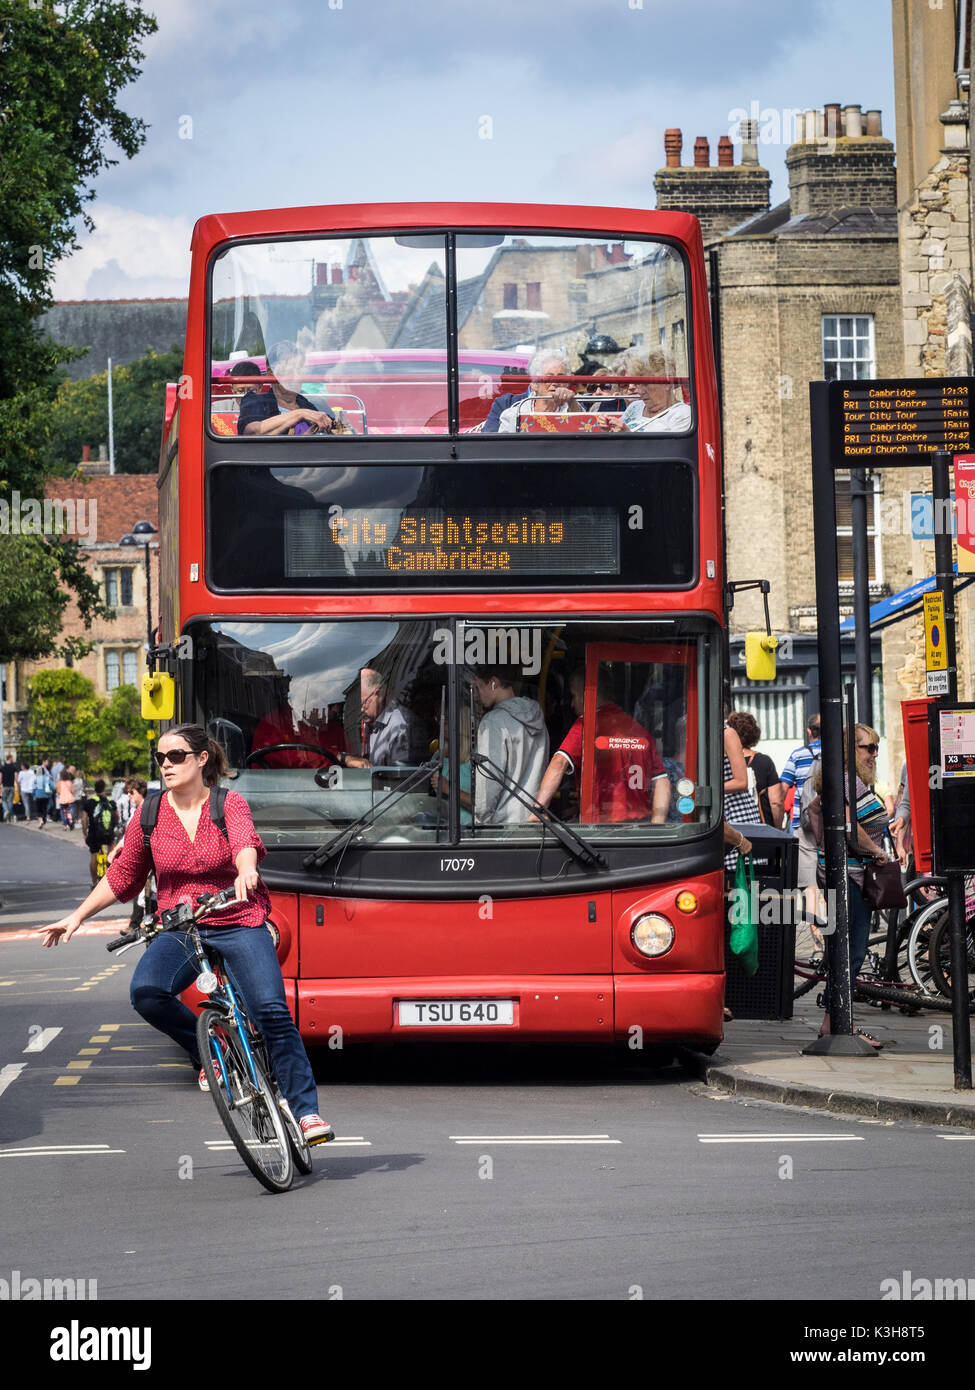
[469,752,607,872]
[303,756,441,870]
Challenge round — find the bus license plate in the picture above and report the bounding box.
[398,1000,514,1027]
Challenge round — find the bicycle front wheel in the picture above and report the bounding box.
[252,1036,313,1176]
[197,1008,293,1193]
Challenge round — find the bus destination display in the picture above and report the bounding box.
[285,507,620,578]
[837,381,972,459]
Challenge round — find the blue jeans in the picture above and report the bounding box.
[1,788,13,821]
[822,877,871,1015]
[130,924,320,1118]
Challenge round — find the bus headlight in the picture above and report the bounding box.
[630,913,675,958]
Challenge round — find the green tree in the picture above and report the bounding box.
[0,532,112,665]
[48,346,183,474]
[26,668,145,775]
[0,0,157,659]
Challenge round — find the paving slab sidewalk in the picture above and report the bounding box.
[696,993,975,1128]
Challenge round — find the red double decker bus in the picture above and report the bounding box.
[157,203,726,1053]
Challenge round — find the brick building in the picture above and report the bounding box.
[1,467,159,756]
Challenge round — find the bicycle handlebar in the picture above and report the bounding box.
[106,888,238,954]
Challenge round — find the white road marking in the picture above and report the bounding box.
[0,1143,125,1157]
[937,1134,975,1140]
[205,1136,371,1149]
[697,1133,864,1144]
[450,1134,621,1145]
[0,1063,27,1098]
[23,1027,62,1053]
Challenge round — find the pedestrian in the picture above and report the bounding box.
[108,779,148,930]
[779,713,822,916]
[33,759,54,826]
[806,723,892,1049]
[80,779,119,886]
[71,767,85,828]
[723,716,756,871]
[890,761,912,868]
[727,711,784,826]
[17,762,35,823]
[1,753,16,823]
[56,769,76,829]
[40,723,335,1146]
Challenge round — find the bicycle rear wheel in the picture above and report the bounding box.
[927,915,975,1005]
[197,1008,293,1193]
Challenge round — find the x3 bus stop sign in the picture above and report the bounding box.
[810,377,973,1086]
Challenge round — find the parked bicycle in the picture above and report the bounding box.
[107,888,313,1193]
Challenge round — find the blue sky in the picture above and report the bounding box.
[52,0,896,300]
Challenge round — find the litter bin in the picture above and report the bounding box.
[724,823,798,1021]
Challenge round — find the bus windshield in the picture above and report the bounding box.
[191,617,719,854]
[209,232,691,437]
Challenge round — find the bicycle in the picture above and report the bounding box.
[927,909,975,1006]
[107,888,313,1193]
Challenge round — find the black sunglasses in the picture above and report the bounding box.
[157,748,193,766]
[857,742,879,755]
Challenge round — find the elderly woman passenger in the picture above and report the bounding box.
[604,350,691,432]
[481,349,581,433]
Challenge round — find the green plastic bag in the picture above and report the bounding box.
[728,852,759,977]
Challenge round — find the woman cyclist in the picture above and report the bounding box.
[39,724,334,1145]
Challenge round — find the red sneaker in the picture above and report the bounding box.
[299,1114,335,1145]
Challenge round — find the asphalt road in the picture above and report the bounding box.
[1,821,973,1326]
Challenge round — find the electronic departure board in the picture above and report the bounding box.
[833,379,973,460]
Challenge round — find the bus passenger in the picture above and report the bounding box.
[481,350,580,433]
[533,669,671,824]
[237,340,337,437]
[603,350,691,432]
[341,668,429,769]
[468,666,548,824]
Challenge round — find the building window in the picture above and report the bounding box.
[822,314,875,381]
[503,283,517,309]
[731,672,808,744]
[104,568,134,608]
[525,282,541,310]
[106,649,139,692]
[835,474,882,586]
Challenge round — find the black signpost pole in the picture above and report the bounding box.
[931,451,972,1089]
[804,383,873,1055]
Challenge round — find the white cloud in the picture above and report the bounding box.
[51,205,194,301]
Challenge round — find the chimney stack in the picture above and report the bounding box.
[664,129,682,168]
[654,121,770,245]
[786,102,894,217]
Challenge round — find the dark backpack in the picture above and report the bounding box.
[91,796,118,847]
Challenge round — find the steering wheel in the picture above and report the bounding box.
[244,742,341,768]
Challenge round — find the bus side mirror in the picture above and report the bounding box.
[744,632,778,681]
[142,672,175,721]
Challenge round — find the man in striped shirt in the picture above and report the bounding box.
[779,714,822,911]
[779,714,822,830]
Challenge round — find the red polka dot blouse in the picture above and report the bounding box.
[105,790,271,928]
